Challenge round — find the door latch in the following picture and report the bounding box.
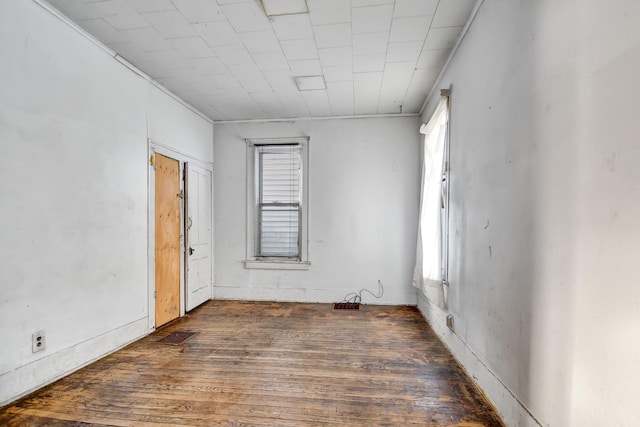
[189,247,195,255]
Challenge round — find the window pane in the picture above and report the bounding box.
[259,146,301,204]
[260,205,299,257]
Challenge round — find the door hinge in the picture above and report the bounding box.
[177,189,184,199]
[154,291,157,299]
[150,154,157,170]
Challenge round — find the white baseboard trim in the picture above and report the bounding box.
[213,285,416,306]
[417,293,542,427]
[0,317,148,406]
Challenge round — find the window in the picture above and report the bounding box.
[256,144,300,258]
[413,93,449,308]
[245,137,309,270]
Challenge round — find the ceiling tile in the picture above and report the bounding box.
[195,21,241,47]
[289,59,323,76]
[271,14,314,41]
[220,2,272,32]
[250,91,285,115]
[261,0,308,16]
[240,78,272,92]
[354,71,383,114]
[326,81,354,115]
[318,46,353,67]
[353,54,386,72]
[171,0,225,23]
[351,0,394,6]
[277,92,310,116]
[313,23,351,48]
[117,27,171,52]
[416,48,450,69]
[307,0,350,25]
[132,60,168,79]
[386,41,422,62]
[76,18,125,44]
[432,0,475,28]
[144,49,188,69]
[128,0,175,14]
[301,90,331,116]
[352,4,393,34]
[103,3,149,31]
[167,37,213,59]
[402,70,437,111]
[227,63,264,81]
[378,76,411,113]
[281,39,319,61]
[383,61,416,80]
[208,73,243,89]
[389,16,431,42]
[322,65,353,82]
[213,45,255,65]
[352,32,389,55]
[188,57,229,75]
[211,91,266,119]
[295,75,326,91]
[142,11,196,38]
[217,0,255,4]
[423,27,462,51]
[393,0,439,18]
[46,0,108,21]
[239,30,281,53]
[263,70,297,90]
[252,52,290,71]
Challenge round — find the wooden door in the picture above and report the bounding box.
[185,163,212,311]
[155,154,181,327]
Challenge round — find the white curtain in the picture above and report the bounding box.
[413,96,449,308]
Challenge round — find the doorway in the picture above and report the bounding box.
[154,153,181,328]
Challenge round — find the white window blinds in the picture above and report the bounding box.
[256,144,302,258]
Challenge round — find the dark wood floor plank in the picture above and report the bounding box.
[0,301,503,426]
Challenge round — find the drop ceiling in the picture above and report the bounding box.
[46,0,476,121]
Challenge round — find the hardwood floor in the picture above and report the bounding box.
[1,301,504,426]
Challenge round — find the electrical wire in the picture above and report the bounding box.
[340,280,384,305]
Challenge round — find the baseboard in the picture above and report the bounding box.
[417,293,542,427]
[0,317,148,406]
[213,285,417,306]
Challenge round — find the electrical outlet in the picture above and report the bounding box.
[32,330,45,353]
[446,314,454,332]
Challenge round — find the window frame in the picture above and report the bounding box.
[244,137,310,270]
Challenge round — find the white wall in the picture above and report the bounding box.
[0,0,213,405]
[418,1,640,426]
[148,85,214,164]
[214,117,420,305]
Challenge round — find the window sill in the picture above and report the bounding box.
[244,260,311,271]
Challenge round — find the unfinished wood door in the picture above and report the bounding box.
[185,163,212,311]
[155,153,181,327]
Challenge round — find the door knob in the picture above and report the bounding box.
[189,247,195,255]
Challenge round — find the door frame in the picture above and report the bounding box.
[147,138,214,332]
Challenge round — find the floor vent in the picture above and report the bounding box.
[158,331,197,345]
[333,302,361,310]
